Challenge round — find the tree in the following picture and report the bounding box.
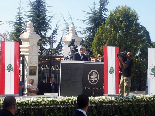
[10,4,25,45]
[55,14,73,56]
[28,0,51,54]
[2,32,11,41]
[46,24,58,49]
[61,14,72,35]
[56,36,63,55]
[82,0,109,56]
[92,5,153,90]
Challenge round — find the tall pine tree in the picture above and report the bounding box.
[10,2,25,45]
[56,36,63,55]
[82,0,108,56]
[28,0,51,54]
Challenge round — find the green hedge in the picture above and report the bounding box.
[1,95,155,116]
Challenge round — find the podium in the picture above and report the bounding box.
[60,61,104,97]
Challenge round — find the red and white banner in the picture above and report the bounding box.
[104,46,119,95]
[0,41,19,95]
[148,48,155,95]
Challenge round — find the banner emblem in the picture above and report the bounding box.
[88,70,99,84]
[6,64,14,72]
[149,63,155,80]
[109,67,114,74]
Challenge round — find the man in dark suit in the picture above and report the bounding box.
[38,77,48,95]
[73,48,88,61]
[0,96,17,116]
[72,94,89,116]
[96,54,103,62]
[48,77,58,93]
[84,51,91,61]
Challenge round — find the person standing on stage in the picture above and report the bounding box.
[96,54,103,62]
[119,52,133,96]
[84,51,91,61]
[73,48,88,61]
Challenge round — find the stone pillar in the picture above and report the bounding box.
[19,21,40,95]
[62,24,82,58]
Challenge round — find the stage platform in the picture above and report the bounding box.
[0,91,147,99]
[129,91,146,96]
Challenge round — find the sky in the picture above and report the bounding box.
[0,0,155,47]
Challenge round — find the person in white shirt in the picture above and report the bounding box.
[27,79,38,96]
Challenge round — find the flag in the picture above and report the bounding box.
[0,41,19,95]
[104,46,119,94]
[148,48,155,95]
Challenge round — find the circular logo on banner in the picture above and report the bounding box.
[88,70,99,84]
[149,63,155,80]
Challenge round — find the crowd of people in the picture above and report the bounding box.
[19,77,58,96]
[72,46,103,62]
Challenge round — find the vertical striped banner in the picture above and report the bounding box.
[0,41,5,94]
[0,41,19,95]
[14,42,19,94]
[148,48,155,95]
[104,46,119,95]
